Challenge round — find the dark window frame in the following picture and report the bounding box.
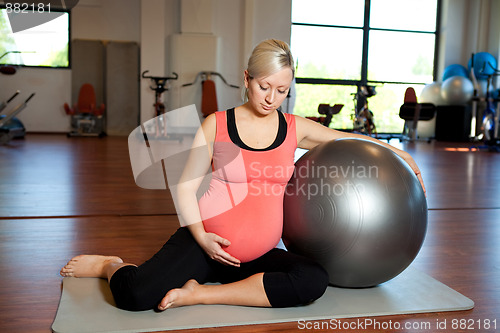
[292,0,442,87]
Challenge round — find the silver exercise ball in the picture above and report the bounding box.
[419,81,446,105]
[441,76,474,104]
[283,139,427,288]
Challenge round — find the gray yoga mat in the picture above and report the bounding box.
[52,266,473,333]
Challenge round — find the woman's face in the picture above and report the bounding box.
[244,67,293,116]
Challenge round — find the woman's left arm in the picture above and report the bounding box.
[295,116,426,196]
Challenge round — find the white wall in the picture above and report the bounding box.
[140,0,170,123]
[213,0,246,112]
[72,0,141,42]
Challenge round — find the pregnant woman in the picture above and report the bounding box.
[61,39,423,312]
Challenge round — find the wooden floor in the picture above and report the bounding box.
[1,134,499,333]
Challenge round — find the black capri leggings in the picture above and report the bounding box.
[109,227,329,311]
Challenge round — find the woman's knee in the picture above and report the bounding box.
[118,286,158,311]
[264,259,329,307]
[291,260,329,304]
[109,266,158,311]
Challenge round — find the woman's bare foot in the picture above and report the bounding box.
[158,279,201,311]
[60,255,124,278]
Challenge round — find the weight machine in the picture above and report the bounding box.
[0,92,35,145]
[1,52,35,145]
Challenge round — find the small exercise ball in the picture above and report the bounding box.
[419,82,445,105]
[283,139,427,288]
[441,76,474,104]
[442,64,469,81]
[468,52,497,80]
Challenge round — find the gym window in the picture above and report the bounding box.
[0,6,70,68]
[291,0,440,133]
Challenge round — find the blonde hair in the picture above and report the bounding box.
[247,39,295,80]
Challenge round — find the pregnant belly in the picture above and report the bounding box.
[201,197,283,262]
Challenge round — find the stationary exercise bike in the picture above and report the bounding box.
[141,70,181,141]
[468,54,500,150]
[306,103,344,127]
[351,84,377,137]
[479,68,500,149]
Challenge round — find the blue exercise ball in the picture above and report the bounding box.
[468,52,498,80]
[442,64,469,81]
[283,139,427,288]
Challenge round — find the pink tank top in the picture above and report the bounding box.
[198,109,297,262]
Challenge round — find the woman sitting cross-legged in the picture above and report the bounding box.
[61,39,424,312]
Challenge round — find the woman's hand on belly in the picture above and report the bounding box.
[198,232,241,267]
